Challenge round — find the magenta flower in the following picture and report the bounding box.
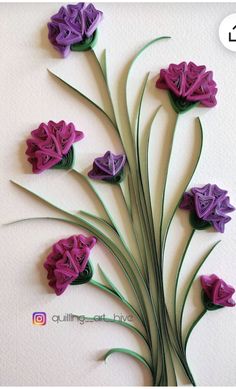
[25,120,84,174]
[44,234,97,295]
[179,184,235,233]
[88,151,126,183]
[48,3,103,57]
[200,274,235,310]
[156,62,217,113]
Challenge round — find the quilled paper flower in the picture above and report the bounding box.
[179,184,235,233]
[44,234,97,295]
[88,151,126,183]
[48,3,103,57]
[25,120,84,174]
[200,274,235,310]
[156,61,218,113]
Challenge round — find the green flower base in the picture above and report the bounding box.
[201,291,224,311]
[189,211,212,231]
[52,146,74,170]
[168,91,198,114]
[70,261,93,286]
[102,170,124,184]
[70,30,98,52]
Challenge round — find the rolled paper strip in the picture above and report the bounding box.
[156,61,217,113]
[44,234,97,295]
[88,151,126,184]
[200,274,236,309]
[52,146,75,170]
[189,211,211,230]
[25,120,84,174]
[179,184,235,233]
[48,3,103,57]
[71,30,98,52]
[168,91,198,114]
[71,261,93,285]
[201,290,224,311]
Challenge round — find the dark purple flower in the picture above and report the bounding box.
[200,274,235,309]
[156,62,217,113]
[48,3,103,57]
[88,151,126,183]
[179,184,235,233]
[25,120,84,173]
[44,234,97,295]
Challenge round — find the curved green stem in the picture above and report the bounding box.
[184,309,207,352]
[47,69,117,132]
[159,113,179,268]
[174,229,195,343]
[162,117,204,259]
[179,240,221,346]
[103,348,153,376]
[79,315,149,346]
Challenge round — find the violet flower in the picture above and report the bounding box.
[25,120,84,174]
[200,274,235,310]
[179,184,235,233]
[44,234,97,295]
[48,3,103,57]
[88,151,126,183]
[156,62,217,113]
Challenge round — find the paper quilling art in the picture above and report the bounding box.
[9,3,235,386]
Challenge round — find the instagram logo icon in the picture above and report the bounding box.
[32,312,47,326]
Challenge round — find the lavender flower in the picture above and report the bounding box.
[25,120,84,173]
[200,274,235,310]
[179,184,235,233]
[156,62,217,113]
[44,234,97,295]
[48,3,103,57]
[88,151,126,183]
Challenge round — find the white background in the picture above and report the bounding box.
[1,2,236,386]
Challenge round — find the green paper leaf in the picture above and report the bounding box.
[78,315,148,345]
[47,69,117,131]
[179,240,221,346]
[103,348,153,374]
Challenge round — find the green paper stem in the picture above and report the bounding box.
[173,229,195,343]
[79,210,116,232]
[117,182,148,282]
[79,315,149,346]
[103,348,153,376]
[162,117,204,260]
[89,279,145,329]
[184,308,207,352]
[125,36,171,134]
[47,69,118,133]
[91,48,118,131]
[72,169,147,285]
[159,113,179,267]
[179,240,221,346]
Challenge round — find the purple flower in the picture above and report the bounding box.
[179,184,235,233]
[88,151,126,183]
[44,234,97,295]
[200,274,235,309]
[25,120,84,173]
[156,62,217,113]
[48,3,103,57]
